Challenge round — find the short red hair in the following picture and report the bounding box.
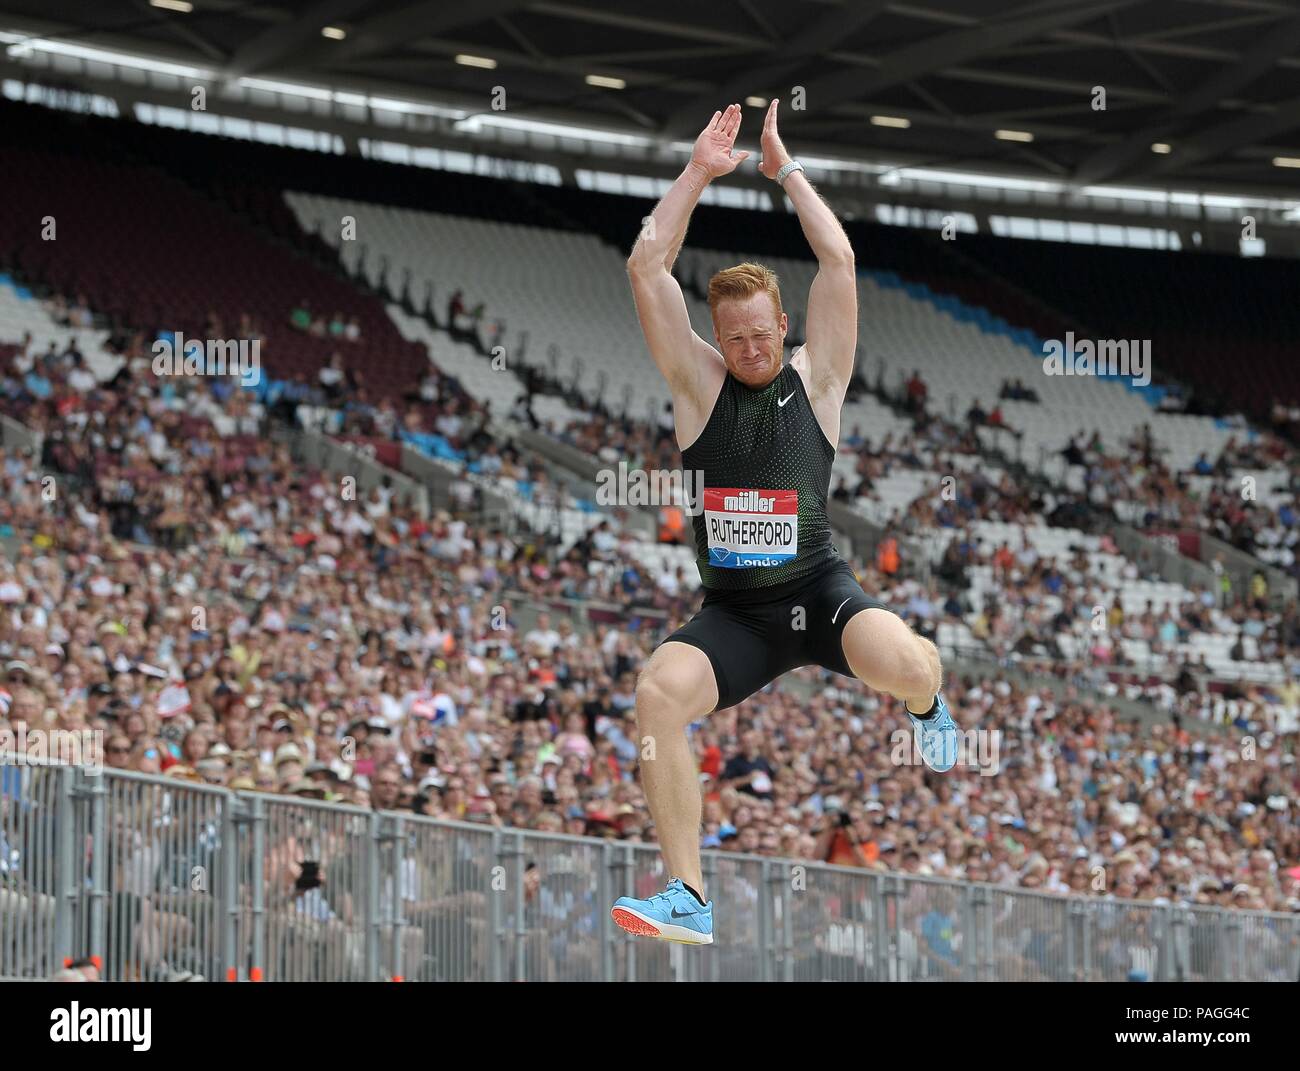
[707,262,782,322]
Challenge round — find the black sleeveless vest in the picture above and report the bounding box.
[682,362,837,590]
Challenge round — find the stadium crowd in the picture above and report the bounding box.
[1,322,1297,924]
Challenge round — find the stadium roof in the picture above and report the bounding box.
[4,0,1300,194]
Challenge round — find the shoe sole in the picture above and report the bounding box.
[610,906,714,945]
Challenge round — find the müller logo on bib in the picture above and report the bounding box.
[704,487,798,568]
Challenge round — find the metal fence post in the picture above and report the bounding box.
[598,839,614,982]
[84,767,107,970]
[488,826,504,982]
[960,882,976,981]
[1155,903,1171,982]
[623,844,637,982]
[365,810,382,982]
[513,830,526,982]
[491,828,525,981]
[885,873,903,981]
[702,852,719,983]
[757,859,773,982]
[1224,910,1242,982]
[221,796,242,980]
[53,764,77,971]
[1065,899,1080,982]
[871,872,888,981]
[983,886,998,980]
[390,814,406,981]
[1170,907,1189,983]
[779,863,794,982]
[249,795,266,981]
[1079,900,1093,982]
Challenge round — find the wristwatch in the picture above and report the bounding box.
[775,160,805,186]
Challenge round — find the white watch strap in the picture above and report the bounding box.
[776,160,805,186]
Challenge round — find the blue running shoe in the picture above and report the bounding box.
[908,693,960,772]
[611,878,713,945]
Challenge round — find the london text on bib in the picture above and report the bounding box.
[704,488,798,568]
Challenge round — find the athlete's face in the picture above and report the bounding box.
[713,292,786,388]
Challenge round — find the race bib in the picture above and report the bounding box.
[704,488,798,568]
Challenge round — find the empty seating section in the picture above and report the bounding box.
[0,279,120,382]
[953,234,1300,422]
[291,192,675,422]
[0,108,426,396]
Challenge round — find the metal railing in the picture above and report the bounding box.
[2,760,1297,982]
[280,426,430,518]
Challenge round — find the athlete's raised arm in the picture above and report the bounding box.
[759,100,857,414]
[627,105,749,443]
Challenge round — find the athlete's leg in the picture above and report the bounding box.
[799,561,942,712]
[634,640,718,896]
[805,564,958,770]
[839,608,942,714]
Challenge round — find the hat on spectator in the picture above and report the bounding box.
[287,778,328,799]
[274,743,304,767]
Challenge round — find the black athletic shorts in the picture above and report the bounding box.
[664,557,891,711]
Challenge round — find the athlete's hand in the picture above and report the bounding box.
[691,103,750,180]
[758,98,793,181]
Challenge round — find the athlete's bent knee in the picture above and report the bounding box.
[636,644,716,730]
[843,609,940,699]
